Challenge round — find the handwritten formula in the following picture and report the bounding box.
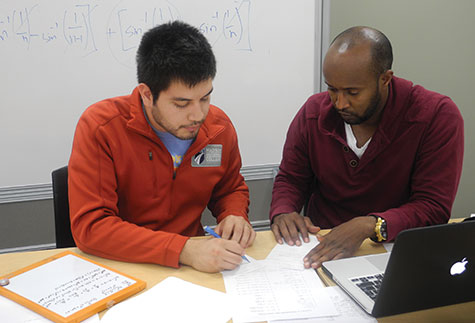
[5,254,137,318]
[0,0,252,66]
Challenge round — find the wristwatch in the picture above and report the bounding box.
[370,216,387,242]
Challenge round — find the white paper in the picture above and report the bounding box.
[4,254,136,318]
[222,255,337,323]
[269,286,377,323]
[100,277,232,323]
[383,242,394,253]
[266,235,320,270]
[0,295,99,323]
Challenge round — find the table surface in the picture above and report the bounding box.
[1,230,474,322]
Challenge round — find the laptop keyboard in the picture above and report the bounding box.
[350,273,384,301]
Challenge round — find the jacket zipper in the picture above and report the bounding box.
[148,150,160,198]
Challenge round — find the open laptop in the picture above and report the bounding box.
[322,220,475,317]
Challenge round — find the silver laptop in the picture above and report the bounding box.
[322,220,475,317]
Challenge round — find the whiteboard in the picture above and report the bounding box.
[0,251,145,322]
[0,0,322,187]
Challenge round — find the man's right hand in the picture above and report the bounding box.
[271,212,320,246]
[179,238,245,273]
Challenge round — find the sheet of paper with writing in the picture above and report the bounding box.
[268,286,377,323]
[255,235,377,323]
[0,251,145,323]
[222,253,338,323]
[266,234,320,270]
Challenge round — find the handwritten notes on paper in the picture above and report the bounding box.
[223,260,336,322]
[223,236,339,323]
[37,268,131,315]
[269,286,377,323]
[4,254,136,318]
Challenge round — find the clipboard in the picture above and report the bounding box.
[0,250,146,323]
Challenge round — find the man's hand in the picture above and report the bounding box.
[303,216,376,269]
[271,212,320,246]
[215,215,256,248]
[179,238,245,273]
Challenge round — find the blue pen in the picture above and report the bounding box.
[204,226,250,263]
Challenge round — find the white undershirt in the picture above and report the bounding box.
[344,122,371,159]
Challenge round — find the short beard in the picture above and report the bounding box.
[346,89,381,125]
[151,109,202,140]
[334,82,382,125]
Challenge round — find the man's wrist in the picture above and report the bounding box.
[179,239,196,267]
[361,215,378,240]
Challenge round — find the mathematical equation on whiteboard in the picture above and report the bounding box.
[0,0,252,66]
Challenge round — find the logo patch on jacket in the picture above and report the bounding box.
[192,144,222,167]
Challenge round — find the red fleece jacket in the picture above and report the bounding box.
[69,87,249,267]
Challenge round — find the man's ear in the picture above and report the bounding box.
[137,83,154,107]
[380,70,393,87]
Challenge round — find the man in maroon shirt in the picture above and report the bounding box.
[270,26,464,269]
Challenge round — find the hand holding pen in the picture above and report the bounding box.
[204,226,250,263]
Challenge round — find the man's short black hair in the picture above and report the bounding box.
[331,26,393,76]
[136,21,216,102]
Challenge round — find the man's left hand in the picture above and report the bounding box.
[303,216,376,269]
[215,215,256,248]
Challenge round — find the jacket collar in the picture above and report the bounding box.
[317,76,414,172]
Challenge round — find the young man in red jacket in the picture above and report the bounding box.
[69,21,255,273]
[270,26,464,269]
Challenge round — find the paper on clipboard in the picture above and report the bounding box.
[0,251,145,323]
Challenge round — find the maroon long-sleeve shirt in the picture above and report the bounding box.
[270,76,464,241]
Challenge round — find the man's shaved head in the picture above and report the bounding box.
[330,26,393,76]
